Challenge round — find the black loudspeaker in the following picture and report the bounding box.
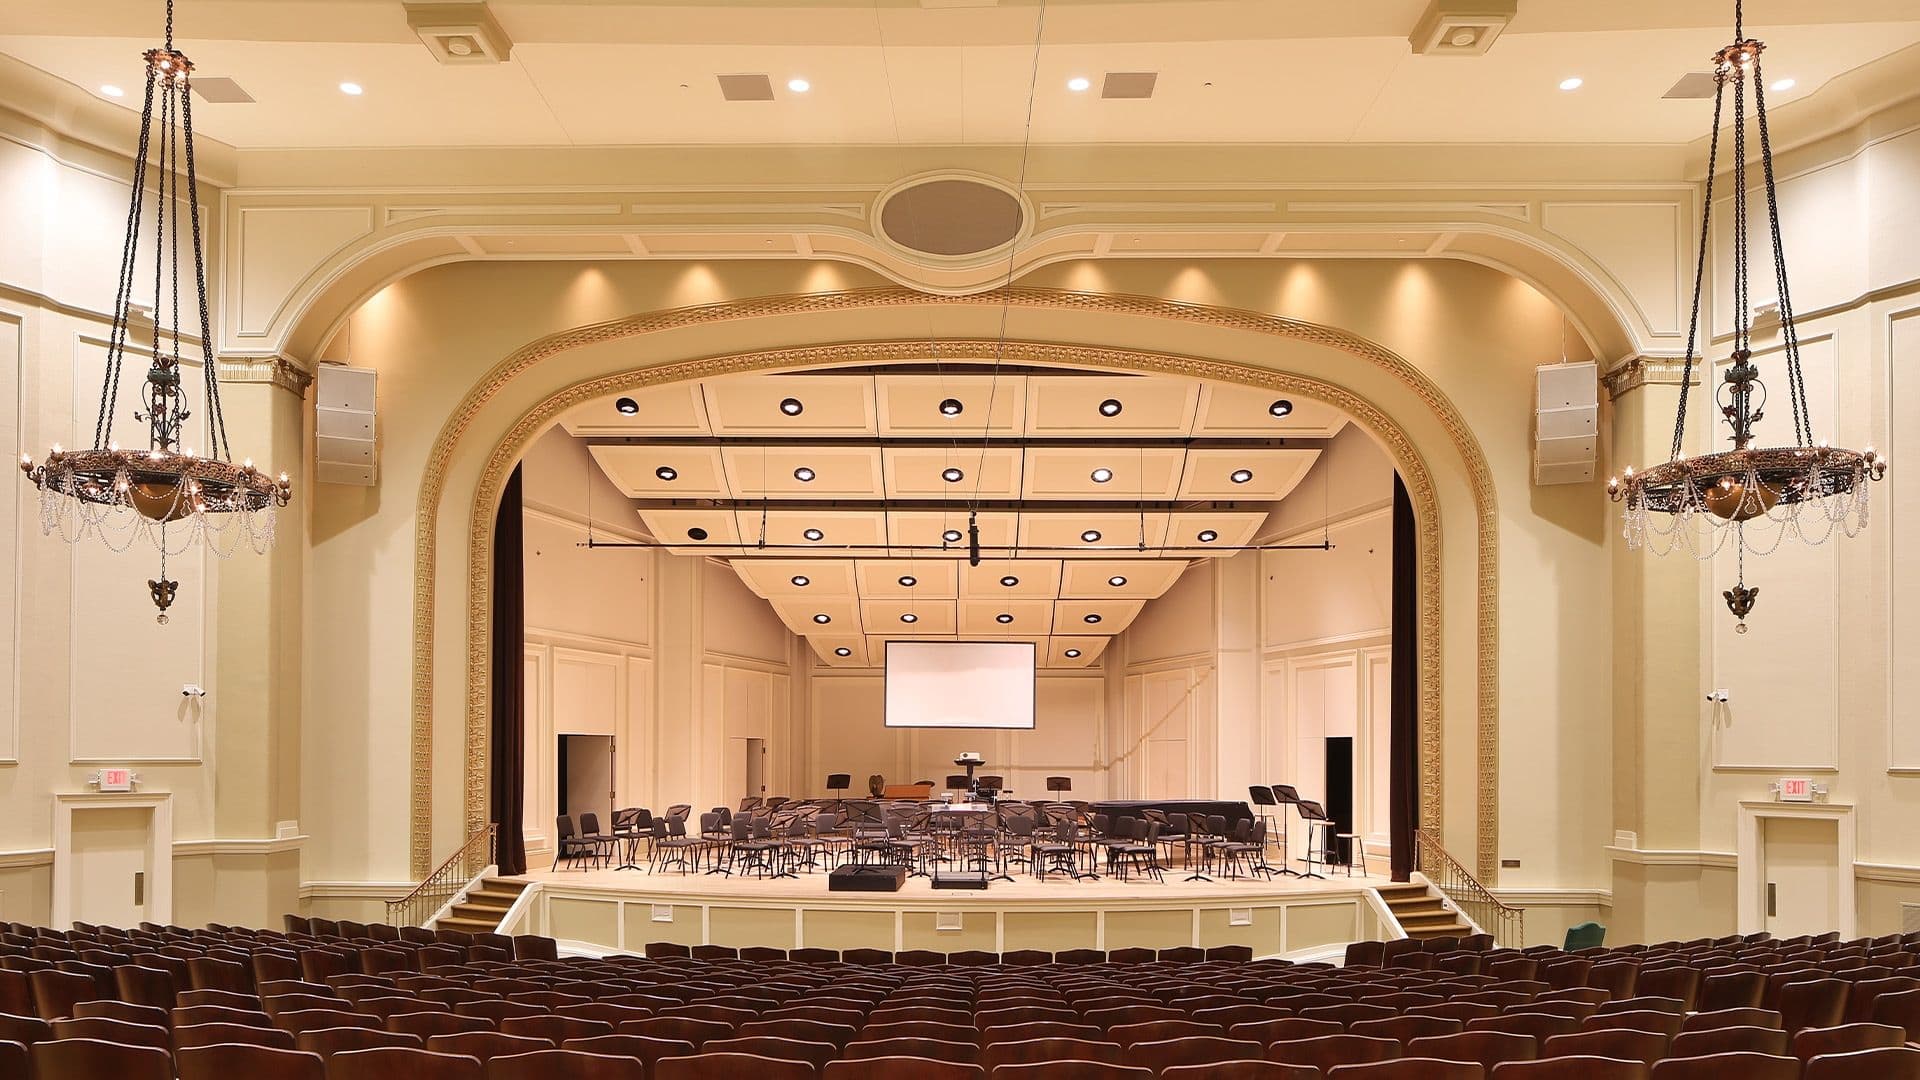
[828,865,907,893]
[1324,737,1354,864]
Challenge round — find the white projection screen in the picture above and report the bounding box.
[884,641,1037,729]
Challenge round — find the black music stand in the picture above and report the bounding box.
[825,773,850,809]
[1294,799,1335,880]
[1046,776,1072,796]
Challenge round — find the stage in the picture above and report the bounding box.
[499,860,1397,960]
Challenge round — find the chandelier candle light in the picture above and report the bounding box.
[1608,0,1884,632]
[20,0,292,623]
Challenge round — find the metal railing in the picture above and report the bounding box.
[1414,826,1525,947]
[386,824,496,928]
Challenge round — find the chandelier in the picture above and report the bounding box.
[20,0,291,624]
[1608,0,1884,632]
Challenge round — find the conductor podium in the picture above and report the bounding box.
[828,865,907,893]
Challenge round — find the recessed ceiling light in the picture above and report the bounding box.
[1098,399,1123,417]
[1197,529,1219,543]
[1000,575,1019,587]
[794,467,816,482]
[1064,648,1082,658]
[615,397,640,415]
[898,575,917,587]
[99,84,125,98]
[655,466,678,481]
[339,81,365,96]
[787,77,811,93]
[943,529,963,543]
[942,467,964,483]
[1108,576,1128,587]
[1230,468,1254,484]
[900,613,918,624]
[688,527,709,541]
[803,528,825,541]
[779,397,804,416]
[791,575,810,587]
[814,613,831,624]
[834,647,852,657]
[1084,613,1102,624]
[1268,399,1293,418]
[996,613,1014,624]
[939,398,963,417]
[1771,77,1796,92]
[1067,76,1091,93]
[1558,77,1583,92]
[1091,468,1113,483]
[1081,530,1102,543]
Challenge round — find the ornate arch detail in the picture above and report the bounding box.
[408,286,1501,881]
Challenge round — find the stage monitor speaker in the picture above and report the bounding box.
[316,364,378,486]
[828,865,906,893]
[1324,737,1354,865]
[932,869,989,890]
[1533,361,1597,486]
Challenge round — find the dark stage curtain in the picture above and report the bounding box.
[488,465,529,876]
[1389,474,1420,881]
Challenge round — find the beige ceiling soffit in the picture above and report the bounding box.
[1685,41,1920,179]
[405,2,514,65]
[1408,0,1517,57]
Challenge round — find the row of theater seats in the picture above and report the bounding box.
[3,920,1920,1078]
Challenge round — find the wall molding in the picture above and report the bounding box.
[171,835,308,858]
[1605,846,1739,869]
[1491,887,1614,908]
[0,848,52,870]
[298,880,417,903]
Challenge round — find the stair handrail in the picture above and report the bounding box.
[1413,825,1525,947]
[387,824,497,928]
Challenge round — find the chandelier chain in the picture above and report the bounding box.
[97,68,159,450]
[1752,68,1813,448]
[1670,80,1726,461]
[181,86,231,460]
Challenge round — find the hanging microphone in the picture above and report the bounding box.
[967,511,981,567]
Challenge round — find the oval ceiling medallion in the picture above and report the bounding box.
[877,176,1027,258]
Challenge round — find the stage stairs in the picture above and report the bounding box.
[1377,879,1476,941]
[433,877,530,934]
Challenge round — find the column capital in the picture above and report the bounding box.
[1602,355,1699,400]
[216,355,313,396]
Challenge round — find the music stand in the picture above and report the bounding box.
[1047,776,1072,795]
[1294,799,1334,880]
[825,773,850,810]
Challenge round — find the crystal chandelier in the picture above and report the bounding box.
[1608,0,1885,632]
[20,0,291,624]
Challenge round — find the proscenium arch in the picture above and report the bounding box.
[405,286,1503,881]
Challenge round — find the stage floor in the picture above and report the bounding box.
[504,860,1395,959]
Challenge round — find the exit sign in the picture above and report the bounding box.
[97,768,134,792]
[1779,777,1814,802]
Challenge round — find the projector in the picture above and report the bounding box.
[957,751,983,764]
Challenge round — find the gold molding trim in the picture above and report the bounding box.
[405,286,1500,882]
[217,356,314,395]
[1601,356,1698,400]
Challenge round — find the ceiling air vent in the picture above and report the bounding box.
[1664,72,1719,100]
[718,74,776,102]
[404,2,513,65]
[1408,0,1517,56]
[191,77,254,104]
[1101,72,1158,100]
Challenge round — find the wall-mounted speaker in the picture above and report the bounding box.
[1534,362,1598,485]
[315,365,377,486]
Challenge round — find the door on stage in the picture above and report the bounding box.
[558,733,614,826]
[745,738,766,804]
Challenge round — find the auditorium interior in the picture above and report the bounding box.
[1,0,1919,1076]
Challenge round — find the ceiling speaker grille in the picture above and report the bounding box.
[192,77,254,104]
[1664,72,1718,100]
[718,74,775,102]
[1101,72,1158,100]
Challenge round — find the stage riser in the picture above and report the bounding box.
[524,881,1389,959]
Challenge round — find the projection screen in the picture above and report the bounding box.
[884,640,1037,729]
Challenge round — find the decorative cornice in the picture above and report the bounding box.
[1602,356,1699,400]
[1491,887,1614,907]
[0,848,54,871]
[1605,846,1739,869]
[172,835,308,858]
[218,356,314,395]
[298,880,418,902]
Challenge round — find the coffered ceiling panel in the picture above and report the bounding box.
[959,598,1055,636]
[810,636,871,668]
[875,375,1026,437]
[1192,384,1349,439]
[771,596,862,637]
[732,558,857,599]
[1059,559,1187,600]
[1052,599,1146,635]
[560,383,711,438]
[740,509,889,552]
[881,445,1023,501]
[1018,511,1171,556]
[721,445,886,499]
[855,558,959,600]
[1047,637,1111,668]
[887,510,1019,557]
[590,444,729,498]
[1177,447,1321,500]
[1024,376,1200,437]
[861,598,959,636]
[958,559,1063,599]
[637,507,747,555]
[703,375,876,436]
[1020,445,1186,501]
[1164,510,1268,555]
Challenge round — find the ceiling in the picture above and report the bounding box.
[562,366,1346,668]
[3,1,1917,149]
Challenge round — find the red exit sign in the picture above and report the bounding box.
[1779,777,1813,802]
[98,768,134,792]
